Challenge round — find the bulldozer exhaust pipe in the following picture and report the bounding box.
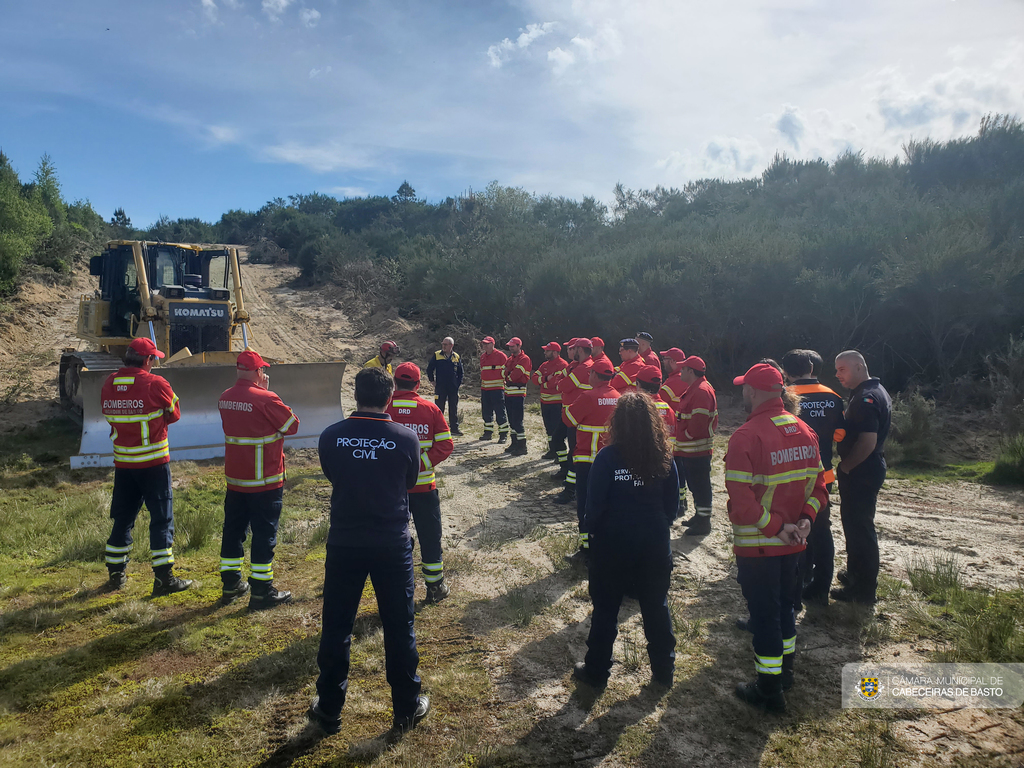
[71,361,347,469]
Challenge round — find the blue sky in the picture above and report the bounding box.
[2,0,1022,228]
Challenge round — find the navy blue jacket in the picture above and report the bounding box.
[838,377,892,476]
[585,444,679,558]
[426,350,464,390]
[318,412,421,547]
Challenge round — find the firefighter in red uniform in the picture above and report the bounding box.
[100,337,192,596]
[637,366,675,431]
[502,337,532,456]
[386,363,455,603]
[590,337,609,367]
[674,356,719,536]
[533,341,568,462]
[726,363,828,712]
[657,348,689,513]
[563,357,621,557]
[637,332,661,369]
[555,338,594,503]
[478,336,509,443]
[550,339,579,481]
[217,350,299,608]
[611,338,647,392]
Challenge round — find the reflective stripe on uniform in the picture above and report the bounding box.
[422,561,444,584]
[250,562,274,581]
[755,653,783,675]
[151,547,174,567]
[225,473,285,488]
[782,636,796,656]
[220,556,243,573]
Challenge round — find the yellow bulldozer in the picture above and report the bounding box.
[60,240,346,468]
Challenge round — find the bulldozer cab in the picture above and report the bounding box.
[87,241,237,357]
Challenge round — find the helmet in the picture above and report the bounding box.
[380,341,400,356]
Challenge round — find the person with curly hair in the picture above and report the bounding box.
[572,391,680,690]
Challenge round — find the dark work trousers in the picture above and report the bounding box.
[672,456,688,516]
[434,386,459,431]
[408,490,444,583]
[316,542,422,721]
[585,542,676,683]
[565,427,578,487]
[680,455,713,516]
[505,395,526,440]
[574,461,592,547]
[220,487,283,584]
[839,465,885,599]
[737,553,799,690]
[541,403,565,456]
[799,483,834,596]
[480,389,507,434]
[106,464,174,572]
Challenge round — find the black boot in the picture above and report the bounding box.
[685,514,711,536]
[479,430,493,441]
[572,662,607,691]
[152,566,193,597]
[497,430,508,444]
[540,445,557,460]
[221,575,251,602]
[735,673,786,713]
[503,434,518,454]
[679,513,699,527]
[425,578,450,604]
[781,654,794,692]
[106,568,127,591]
[553,486,576,504]
[511,438,527,456]
[248,580,292,610]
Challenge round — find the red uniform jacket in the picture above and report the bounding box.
[533,356,568,403]
[386,391,454,492]
[564,382,620,462]
[219,380,299,492]
[660,372,686,412]
[651,394,676,431]
[725,399,827,557]
[559,357,594,423]
[674,378,719,457]
[611,356,647,392]
[503,351,532,397]
[480,350,508,391]
[102,367,181,468]
[641,350,661,368]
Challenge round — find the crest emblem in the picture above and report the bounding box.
[858,677,880,700]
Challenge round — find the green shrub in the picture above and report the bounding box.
[887,390,938,466]
[986,433,1024,485]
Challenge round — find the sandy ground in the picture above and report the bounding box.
[3,265,1024,765]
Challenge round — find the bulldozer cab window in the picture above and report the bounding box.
[153,249,180,288]
[206,252,230,289]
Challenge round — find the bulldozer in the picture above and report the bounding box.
[60,240,346,468]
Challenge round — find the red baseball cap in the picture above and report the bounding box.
[542,341,561,351]
[575,337,593,349]
[591,358,615,376]
[506,337,522,347]
[733,363,785,391]
[481,336,495,344]
[590,336,605,347]
[661,348,686,363]
[682,355,706,373]
[394,362,421,382]
[129,337,164,359]
[236,349,268,370]
[564,337,579,348]
[637,365,663,384]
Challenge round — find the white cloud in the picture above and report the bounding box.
[263,141,375,172]
[323,185,369,198]
[309,65,332,78]
[207,125,239,144]
[547,47,574,76]
[299,8,321,28]
[222,0,243,8]
[200,0,218,23]
[262,0,292,21]
[487,21,556,68]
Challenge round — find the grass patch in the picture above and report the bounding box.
[985,432,1024,485]
[539,532,578,568]
[886,461,994,483]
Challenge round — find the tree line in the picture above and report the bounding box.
[4,115,1024,400]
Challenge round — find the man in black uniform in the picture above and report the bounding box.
[832,350,891,605]
[309,367,430,737]
[782,349,846,605]
[426,336,464,436]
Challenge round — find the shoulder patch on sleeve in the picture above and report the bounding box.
[863,397,874,403]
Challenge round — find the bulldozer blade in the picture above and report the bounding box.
[71,362,347,469]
